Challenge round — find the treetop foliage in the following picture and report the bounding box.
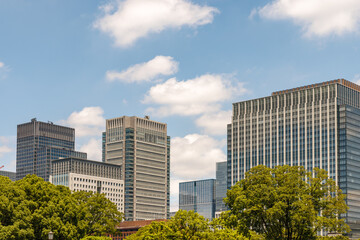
[0,175,123,240]
[223,165,349,240]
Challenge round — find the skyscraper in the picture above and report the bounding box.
[179,179,216,220]
[227,79,360,237]
[215,161,228,213]
[103,116,170,221]
[16,118,87,181]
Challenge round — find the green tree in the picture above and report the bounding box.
[223,165,349,240]
[0,175,123,240]
[126,210,249,240]
[80,236,112,240]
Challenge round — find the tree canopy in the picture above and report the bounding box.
[0,175,123,240]
[126,210,248,240]
[222,165,349,240]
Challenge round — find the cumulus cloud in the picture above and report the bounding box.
[0,62,4,68]
[170,134,226,211]
[94,0,219,47]
[171,134,226,179]
[144,74,246,116]
[353,74,360,85]
[79,138,102,161]
[256,0,360,37]
[106,56,178,83]
[59,107,105,137]
[0,145,12,157]
[196,110,232,135]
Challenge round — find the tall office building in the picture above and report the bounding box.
[50,157,124,212]
[104,116,170,221]
[227,79,360,237]
[215,161,228,213]
[179,179,216,220]
[16,118,87,181]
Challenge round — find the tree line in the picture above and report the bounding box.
[0,165,352,239]
[0,175,122,240]
[130,165,351,240]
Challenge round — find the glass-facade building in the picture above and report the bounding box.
[16,118,87,181]
[104,116,170,221]
[179,179,216,220]
[227,79,360,237]
[215,161,228,213]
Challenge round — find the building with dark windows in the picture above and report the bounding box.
[215,161,228,214]
[0,170,16,181]
[227,79,360,237]
[103,116,170,221]
[16,118,87,181]
[50,157,124,212]
[179,179,216,220]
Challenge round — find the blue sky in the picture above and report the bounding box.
[1,0,360,210]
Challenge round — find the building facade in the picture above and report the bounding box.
[0,170,16,181]
[16,118,87,181]
[227,79,360,236]
[104,116,170,221]
[215,161,228,214]
[51,157,124,212]
[179,179,216,220]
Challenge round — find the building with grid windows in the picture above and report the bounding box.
[227,79,360,237]
[103,116,170,221]
[16,118,87,181]
[179,179,216,220]
[0,170,16,181]
[50,157,124,212]
[215,161,228,214]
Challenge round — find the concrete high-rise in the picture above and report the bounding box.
[227,79,360,237]
[0,170,16,181]
[16,118,87,181]
[50,157,124,212]
[179,179,216,220]
[103,116,170,221]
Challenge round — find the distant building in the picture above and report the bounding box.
[227,79,360,237]
[215,161,228,213]
[179,179,215,220]
[16,118,87,181]
[0,170,16,181]
[50,157,124,212]
[103,116,170,221]
[168,211,177,219]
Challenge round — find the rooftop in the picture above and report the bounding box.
[272,79,360,96]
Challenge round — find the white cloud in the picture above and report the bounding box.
[0,145,12,157]
[256,0,360,37]
[0,62,4,68]
[171,134,226,179]
[144,74,246,116]
[106,56,178,83]
[94,0,219,47]
[0,136,16,165]
[59,107,105,137]
[170,134,226,211]
[196,110,232,135]
[79,138,102,161]
[353,74,360,85]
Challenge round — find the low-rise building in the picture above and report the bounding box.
[0,170,16,181]
[50,157,124,212]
